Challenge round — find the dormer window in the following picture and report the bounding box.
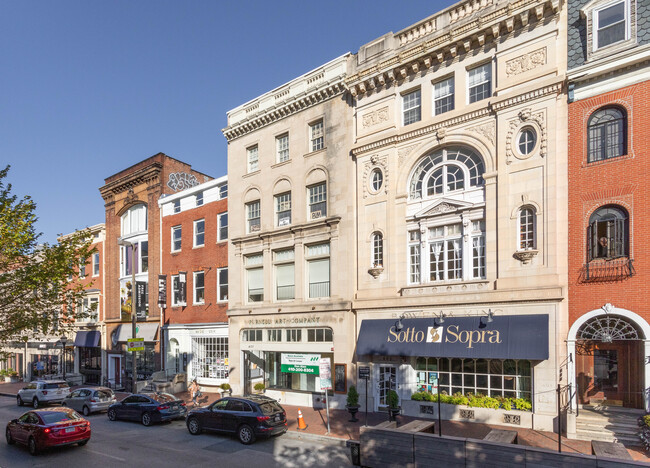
[582,0,635,58]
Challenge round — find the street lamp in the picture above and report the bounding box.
[60,335,68,382]
[117,237,137,393]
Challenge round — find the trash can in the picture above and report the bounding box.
[346,440,361,466]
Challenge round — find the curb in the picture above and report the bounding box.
[0,393,16,398]
[286,429,349,446]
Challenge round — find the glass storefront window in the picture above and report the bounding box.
[124,344,156,381]
[191,336,229,380]
[414,357,532,401]
[263,351,334,393]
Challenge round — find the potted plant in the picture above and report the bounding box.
[254,382,265,394]
[346,385,360,422]
[388,390,400,421]
[220,383,232,396]
[4,369,19,383]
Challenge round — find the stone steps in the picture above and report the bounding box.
[575,405,642,446]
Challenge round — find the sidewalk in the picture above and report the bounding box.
[2,382,648,462]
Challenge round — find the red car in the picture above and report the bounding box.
[6,407,91,455]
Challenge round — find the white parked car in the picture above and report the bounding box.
[17,381,71,408]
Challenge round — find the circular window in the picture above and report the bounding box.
[517,128,537,155]
[370,169,383,192]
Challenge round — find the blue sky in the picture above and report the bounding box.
[1,0,451,243]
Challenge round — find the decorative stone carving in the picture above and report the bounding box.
[506,47,547,77]
[362,155,389,199]
[503,414,521,425]
[505,108,547,164]
[167,172,199,192]
[513,249,538,264]
[602,303,615,315]
[398,145,417,166]
[368,267,384,278]
[467,121,496,145]
[427,203,455,215]
[460,409,475,419]
[436,127,447,142]
[123,188,138,207]
[362,107,389,128]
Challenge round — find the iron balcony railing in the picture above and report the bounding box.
[582,257,635,282]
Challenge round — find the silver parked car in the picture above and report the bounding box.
[62,387,116,416]
[17,381,71,408]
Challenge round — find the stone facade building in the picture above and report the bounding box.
[99,153,212,389]
[158,175,229,391]
[566,0,650,442]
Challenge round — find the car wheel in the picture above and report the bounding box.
[16,396,23,407]
[82,406,90,417]
[32,398,39,409]
[237,424,255,445]
[141,412,152,427]
[28,437,38,456]
[78,440,88,447]
[107,409,117,421]
[6,428,14,445]
[187,417,202,435]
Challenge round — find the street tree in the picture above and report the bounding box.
[0,165,96,350]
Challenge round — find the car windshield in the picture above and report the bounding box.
[40,412,81,424]
[258,401,283,415]
[96,390,113,399]
[44,383,69,389]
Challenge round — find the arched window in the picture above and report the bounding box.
[121,204,147,236]
[372,232,384,267]
[519,206,536,250]
[588,205,628,260]
[409,147,484,199]
[588,107,626,162]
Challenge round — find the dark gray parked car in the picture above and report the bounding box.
[62,387,116,416]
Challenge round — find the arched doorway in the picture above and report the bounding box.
[568,305,650,409]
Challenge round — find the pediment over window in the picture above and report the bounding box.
[411,198,479,220]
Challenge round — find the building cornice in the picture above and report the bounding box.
[567,44,650,84]
[231,216,342,249]
[99,164,163,201]
[347,0,561,99]
[350,77,562,157]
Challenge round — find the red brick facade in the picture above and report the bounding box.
[161,195,228,325]
[568,81,650,326]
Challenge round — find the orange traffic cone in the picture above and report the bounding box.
[297,409,308,430]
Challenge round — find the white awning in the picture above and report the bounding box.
[115,323,159,342]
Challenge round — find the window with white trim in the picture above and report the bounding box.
[194,219,205,247]
[433,77,454,115]
[370,169,383,192]
[468,63,491,103]
[402,89,421,125]
[219,184,228,199]
[593,0,629,50]
[193,271,205,304]
[242,329,263,341]
[310,120,324,152]
[588,107,627,162]
[173,200,181,214]
[276,133,289,163]
[519,207,536,250]
[409,230,421,283]
[172,226,182,252]
[217,212,228,241]
[307,243,330,299]
[247,145,259,173]
[79,257,86,279]
[217,267,228,302]
[120,240,149,276]
[246,201,261,233]
[172,273,187,306]
[274,249,295,301]
[275,192,291,227]
[372,232,384,267]
[121,204,147,236]
[92,252,100,277]
[268,329,282,342]
[308,328,333,342]
[192,336,228,381]
[518,128,537,156]
[286,329,302,342]
[246,254,264,303]
[308,183,326,219]
[196,191,204,207]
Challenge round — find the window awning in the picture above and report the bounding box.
[356,314,549,361]
[74,331,101,348]
[115,323,159,342]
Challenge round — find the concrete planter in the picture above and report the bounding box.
[4,376,19,383]
[401,399,533,429]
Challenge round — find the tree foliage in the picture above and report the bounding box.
[0,165,96,347]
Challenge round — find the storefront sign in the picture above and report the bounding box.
[135,281,147,320]
[358,366,370,380]
[158,275,167,308]
[280,353,320,374]
[356,315,549,360]
[319,358,332,390]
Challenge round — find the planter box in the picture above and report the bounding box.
[401,400,533,429]
[4,376,19,383]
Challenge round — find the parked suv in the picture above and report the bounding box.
[62,387,116,416]
[17,381,71,408]
[185,395,287,444]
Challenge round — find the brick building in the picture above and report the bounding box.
[99,153,212,390]
[158,175,228,391]
[566,0,650,441]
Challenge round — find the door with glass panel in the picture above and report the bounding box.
[377,365,396,410]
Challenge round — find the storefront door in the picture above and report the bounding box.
[108,355,122,388]
[377,365,396,409]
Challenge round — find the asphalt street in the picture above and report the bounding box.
[0,396,353,468]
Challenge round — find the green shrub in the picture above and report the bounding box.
[347,385,359,407]
[415,391,531,412]
[253,382,265,391]
[644,415,650,428]
[388,390,399,409]
[514,398,532,411]
[411,391,426,401]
